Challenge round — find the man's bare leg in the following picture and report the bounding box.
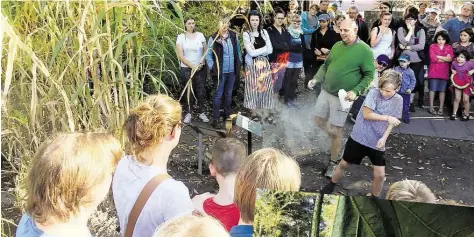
[327,124,343,162]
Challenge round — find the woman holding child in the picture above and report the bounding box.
[113,94,194,237]
[397,13,426,112]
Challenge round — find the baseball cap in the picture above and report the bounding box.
[376,54,390,66]
[398,54,410,62]
[318,14,330,22]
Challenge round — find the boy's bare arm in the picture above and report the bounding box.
[377,124,395,149]
[362,106,401,126]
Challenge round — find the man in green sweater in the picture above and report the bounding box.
[308,19,375,178]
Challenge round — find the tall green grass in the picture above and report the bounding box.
[1,0,257,235]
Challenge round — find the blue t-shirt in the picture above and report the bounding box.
[350,88,403,151]
[16,214,55,237]
[441,18,473,43]
[16,213,93,237]
[229,225,254,237]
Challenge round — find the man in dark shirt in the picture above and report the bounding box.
[347,5,369,43]
[317,0,329,17]
[371,1,399,31]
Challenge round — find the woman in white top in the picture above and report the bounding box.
[370,12,395,64]
[243,10,273,123]
[112,94,194,237]
[176,16,209,124]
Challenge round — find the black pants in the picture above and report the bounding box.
[303,48,318,88]
[284,68,301,103]
[410,62,424,106]
[180,66,206,113]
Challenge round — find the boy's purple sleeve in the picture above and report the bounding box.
[409,69,416,90]
[362,88,377,111]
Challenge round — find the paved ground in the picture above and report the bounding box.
[392,108,474,141]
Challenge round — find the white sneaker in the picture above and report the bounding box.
[199,113,209,123]
[184,113,192,124]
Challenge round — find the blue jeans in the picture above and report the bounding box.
[399,93,411,123]
[213,72,236,121]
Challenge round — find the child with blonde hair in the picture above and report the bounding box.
[16,133,123,237]
[229,148,301,237]
[113,94,194,237]
[153,214,229,237]
[322,69,403,198]
[192,138,247,231]
[386,180,437,203]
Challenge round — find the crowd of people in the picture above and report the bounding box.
[15,1,474,237]
[15,94,448,237]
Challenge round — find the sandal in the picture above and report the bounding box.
[450,114,456,120]
[429,109,437,115]
[437,110,444,116]
[461,115,469,121]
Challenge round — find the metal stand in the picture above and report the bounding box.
[188,124,228,175]
[247,130,252,155]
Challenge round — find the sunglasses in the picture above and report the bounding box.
[378,61,388,67]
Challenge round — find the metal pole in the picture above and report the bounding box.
[247,130,252,155]
[198,132,203,175]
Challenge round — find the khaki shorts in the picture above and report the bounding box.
[314,89,348,127]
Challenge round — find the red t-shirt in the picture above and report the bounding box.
[203,197,240,231]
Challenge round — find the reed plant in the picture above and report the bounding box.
[1,0,261,235]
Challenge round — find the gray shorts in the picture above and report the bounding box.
[314,89,349,127]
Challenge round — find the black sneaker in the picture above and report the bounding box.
[410,104,416,112]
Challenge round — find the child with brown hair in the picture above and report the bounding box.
[229,148,301,237]
[153,214,229,237]
[192,138,247,231]
[16,133,123,237]
[386,180,437,203]
[113,94,194,237]
[321,69,403,198]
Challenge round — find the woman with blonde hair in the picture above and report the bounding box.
[16,132,123,237]
[153,214,229,237]
[112,94,194,237]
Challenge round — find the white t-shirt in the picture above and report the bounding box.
[176,32,206,68]
[112,156,193,237]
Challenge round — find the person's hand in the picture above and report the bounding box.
[399,44,406,50]
[321,48,330,55]
[315,49,322,56]
[376,137,387,149]
[345,90,357,101]
[387,116,401,126]
[469,69,474,76]
[406,89,412,94]
[452,69,457,75]
[407,23,414,32]
[308,79,317,89]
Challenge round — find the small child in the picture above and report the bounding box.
[450,49,474,121]
[394,54,416,124]
[153,214,229,237]
[192,138,247,232]
[321,69,403,198]
[386,180,437,204]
